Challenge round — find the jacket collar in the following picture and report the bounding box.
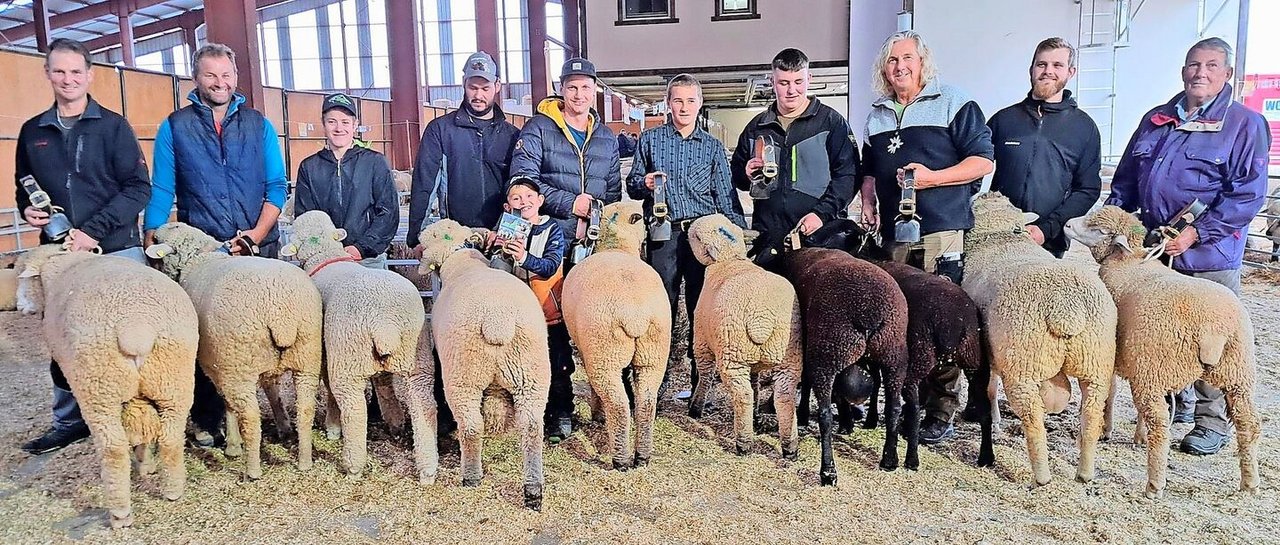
[317,144,370,164]
[38,95,104,128]
[454,103,508,128]
[186,89,246,118]
[536,96,599,145]
[759,95,822,128]
[1019,89,1077,115]
[872,78,944,109]
[1149,83,1232,133]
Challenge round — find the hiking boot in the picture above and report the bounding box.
[1179,426,1229,456]
[21,424,90,454]
[918,417,956,445]
[1171,410,1194,424]
[545,417,573,443]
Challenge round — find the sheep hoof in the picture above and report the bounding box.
[224,443,244,458]
[298,459,313,471]
[1075,471,1095,484]
[879,458,899,472]
[735,443,751,456]
[977,452,995,468]
[246,468,263,481]
[781,447,798,462]
[905,458,919,471]
[633,455,650,468]
[837,425,854,435]
[611,459,631,472]
[523,484,543,511]
[461,477,482,487]
[820,471,837,486]
[109,511,134,530]
[325,427,342,441]
[1145,485,1164,500]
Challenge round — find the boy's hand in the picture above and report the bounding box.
[644,171,667,191]
[502,236,527,262]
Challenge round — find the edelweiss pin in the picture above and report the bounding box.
[887,135,903,154]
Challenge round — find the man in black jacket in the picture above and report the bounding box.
[408,51,519,245]
[294,93,399,267]
[988,37,1101,258]
[15,39,151,454]
[730,48,859,254]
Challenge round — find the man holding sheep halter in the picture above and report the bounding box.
[1107,37,1269,456]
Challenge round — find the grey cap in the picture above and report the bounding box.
[462,52,499,82]
[560,57,597,81]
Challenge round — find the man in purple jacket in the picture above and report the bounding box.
[1107,37,1270,456]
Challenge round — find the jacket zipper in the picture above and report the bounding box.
[65,133,84,221]
[336,153,344,208]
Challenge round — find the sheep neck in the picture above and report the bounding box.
[965,230,1027,253]
[177,251,228,282]
[298,245,353,273]
[1096,250,1158,296]
[438,249,489,283]
[594,231,643,257]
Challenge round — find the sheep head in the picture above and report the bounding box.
[279,210,348,266]
[688,214,747,265]
[967,192,1039,249]
[1064,205,1147,263]
[145,222,224,280]
[12,244,74,316]
[596,201,646,255]
[417,219,484,275]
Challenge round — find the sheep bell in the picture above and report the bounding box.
[749,136,780,199]
[570,199,604,264]
[893,169,922,244]
[649,173,672,243]
[19,175,73,242]
[1144,198,1207,248]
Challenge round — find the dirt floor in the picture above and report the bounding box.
[1,264,1279,544]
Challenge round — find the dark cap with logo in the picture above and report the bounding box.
[463,52,499,82]
[560,57,597,81]
[322,92,359,117]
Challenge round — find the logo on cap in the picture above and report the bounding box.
[330,94,353,106]
[471,60,488,71]
[573,62,582,70]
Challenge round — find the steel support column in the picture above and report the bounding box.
[115,0,136,67]
[562,0,580,56]
[32,0,51,52]
[476,0,499,59]
[528,0,549,103]
[386,0,422,170]
[182,23,199,55]
[204,0,266,110]
[315,7,335,90]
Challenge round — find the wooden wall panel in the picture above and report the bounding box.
[289,139,325,180]
[360,100,386,142]
[122,70,175,139]
[177,79,195,104]
[0,51,55,138]
[90,65,123,114]
[285,92,325,139]
[0,141,16,213]
[264,87,286,136]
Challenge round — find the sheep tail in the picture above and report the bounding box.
[1043,292,1089,338]
[480,311,517,346]
[268,318,300,350]
[117,323,156,369]
[744,307,776,345]
[1198,326,1228,367]
[121,399,162,446]
[370,321,402,359]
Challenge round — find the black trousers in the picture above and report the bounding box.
[546,322,576,420]
[647,228,705,389]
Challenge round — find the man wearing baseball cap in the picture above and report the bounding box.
[293,92,399,268]
[508,57,621,440]
[408,51,520,248]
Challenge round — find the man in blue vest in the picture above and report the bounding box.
[144,43,288,448]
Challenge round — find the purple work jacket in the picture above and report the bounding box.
[1107,84,1271,272]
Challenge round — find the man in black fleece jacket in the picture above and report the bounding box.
[988,37,1102,258]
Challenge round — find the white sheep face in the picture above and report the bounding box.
[147,223,222,279]
[1064,205,1146,262]
[416,219,481,275]
[599,201,646,252]
[687,214,747,265]
[281,210,347,261]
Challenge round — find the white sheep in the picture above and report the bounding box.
[146,222,323,480]
[417,219,550,510]
[14,245,198,529]
[1066,206,1260,498]
[963,192,1118,487]
[686,214,802,459]
[281,210,433,482]
[562,201,671,470]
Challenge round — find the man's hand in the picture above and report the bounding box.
[898,163,938,189]
[1165,226,1199,257]
[343,245,362,260]
[572,193,595,217]
[502,236,527,262]
[23,206,50,227]
[860,202,880,232]
[745,157,764,178]
[412,244,425,259]
[1026,225,1046,245]
[644,171,667,191]
[798,213,823,236]
[67,229,99,252]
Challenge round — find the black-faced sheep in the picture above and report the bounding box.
[1066,206,1259,498]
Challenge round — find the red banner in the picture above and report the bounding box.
[1242,74,1280,166]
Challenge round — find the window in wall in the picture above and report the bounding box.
[713,0,758,21]
[617,0,678,25]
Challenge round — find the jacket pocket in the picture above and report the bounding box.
[790,131,831,199]
[1182,147,1229,191]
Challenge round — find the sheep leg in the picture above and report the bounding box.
[863,364,882,430]
[223,388,265,480]
[1223,386,1261,494]
[632,364,665,467]
[1076,377,1109,483]
[1005,379,1051,486]
[261,376,291,440]
[967,362,996,467]
[330,373,369,477]
[133,442,157,476]
[880,368,906,472]
[720,361,755,456]
[902,380,921,471]
[1132,388,1168,498]
[772,366,800,461]
[224,409,243,457]
[512,391,546,511]
[83,408,133,529]
[987,373,1003,431]
[687,355,716,419]
[323,376,342,440]
[797,378,811,428]
[373,373,407,436]
[399,370,438,484]
[154,401,189,501]
[815,373,839,486]
[592,361,634,470]
[293,370,319,471]
[1102,374,1117,441]
[449,389,485,486]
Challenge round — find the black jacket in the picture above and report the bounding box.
[730,98,859,253]
[408,105,519,246]
[295,145,400,257]
[15,97,150,253]
[987,91,1102,255]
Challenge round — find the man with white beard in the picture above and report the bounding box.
[987,37,1102,258]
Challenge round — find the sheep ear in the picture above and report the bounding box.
[1113,234,1132,252]
[145,243,173,259]
[629,213,643,225]
[1022,212,1039,225]
[332,228,347,241]
[17,265,39,279]
[279,243,299,257]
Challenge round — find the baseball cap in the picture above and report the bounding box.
[507,176,541,195]
[322,92,358,118]
[462,52,499,82]
[560,57,597,81]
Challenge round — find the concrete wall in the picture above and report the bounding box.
[585,0,849,72]
[848,0,902,139]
